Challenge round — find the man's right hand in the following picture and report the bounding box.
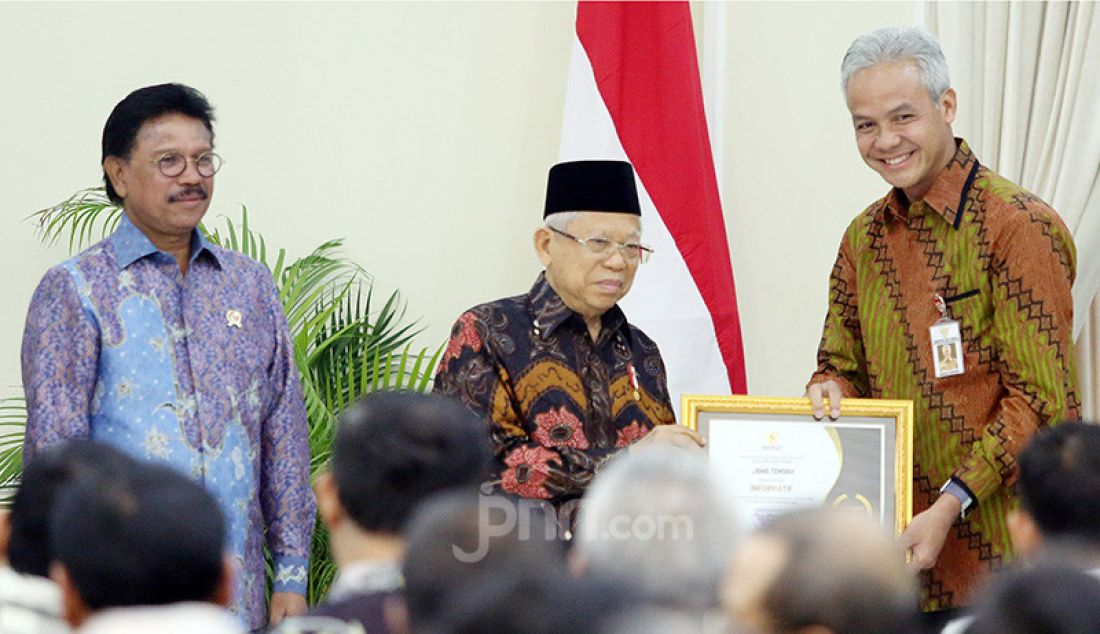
[807,380,843,420]
[632,424,706,454]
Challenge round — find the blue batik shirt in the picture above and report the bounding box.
[21,215,315,629]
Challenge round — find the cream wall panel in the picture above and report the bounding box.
[721,1,919,396]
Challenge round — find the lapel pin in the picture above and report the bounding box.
[226,309,243,328]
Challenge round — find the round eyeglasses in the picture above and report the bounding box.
[548,226,654,264]
[149,152,224,178]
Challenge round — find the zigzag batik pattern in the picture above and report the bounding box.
[814,252,871,396]
[811,141,1078,611]
[866,216,976,446]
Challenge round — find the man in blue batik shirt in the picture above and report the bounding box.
[20,83,314,629]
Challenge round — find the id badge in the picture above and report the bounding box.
[930,319,964,378]
[931,293,965,378]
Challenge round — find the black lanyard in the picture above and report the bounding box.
[953,160,981,230]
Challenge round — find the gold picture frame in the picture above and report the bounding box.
[682,394,914,535]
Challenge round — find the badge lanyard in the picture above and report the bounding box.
[929,159,978,379]
[931,294,965,378]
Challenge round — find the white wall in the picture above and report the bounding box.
[1,1,918,403]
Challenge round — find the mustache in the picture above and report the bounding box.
[167,186,208,203]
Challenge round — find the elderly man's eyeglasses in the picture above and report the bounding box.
[149,152,224,178]
[548,226,654,264]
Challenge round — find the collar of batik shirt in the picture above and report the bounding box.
[525,271,629,345]
[878,138,978,229]
[109,213,222,270]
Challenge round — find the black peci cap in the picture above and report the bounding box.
[544,160,641,218]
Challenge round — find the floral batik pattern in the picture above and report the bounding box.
[614,420,650,448]
[501,445,559,500]
[434,273,676,506]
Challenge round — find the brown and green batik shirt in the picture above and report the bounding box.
[809,139,1079,610]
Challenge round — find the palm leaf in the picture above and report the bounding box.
[0,398,27,503]
[205,206,280,272]
[307,518,338,602]
[31,187,122,253]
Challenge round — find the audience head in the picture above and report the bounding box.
[415,556,635,634]
[316,391,491,540]
[3,440,134,577]
[50,457,229,626]
[1010,422,1100,560]
[723,507,917,634]
[402,490,603,633]
[965,565,1100,634]
[574,446,738,610]
[603,606,738,634]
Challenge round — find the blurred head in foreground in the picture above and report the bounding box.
[50,457,229,627]
[574,446,738,612]
[965,565,1100,634]
[1009,422,1100,565]
[723,507,918,634]
[402,489,635,633]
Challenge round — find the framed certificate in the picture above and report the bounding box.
[682,395,913,535]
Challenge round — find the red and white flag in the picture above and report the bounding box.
[559,1,748,417]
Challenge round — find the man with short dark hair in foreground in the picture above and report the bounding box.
[0,441,133,634]
[1007,422,1100,565]
[961,566,1100,634]
[50,457,240,633]
[276,391,492,633]
[943,423,1100,634]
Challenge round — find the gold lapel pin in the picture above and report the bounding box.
[226,309,243,328]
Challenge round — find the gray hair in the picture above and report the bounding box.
[747,508,916,633]
[543,210,642,234]
[575,447,738,609]
[841,26,950,101]
[544,211,584,232]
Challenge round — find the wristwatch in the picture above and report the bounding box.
[939,478,975,521]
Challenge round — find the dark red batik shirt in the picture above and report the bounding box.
[434,273,676,506]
